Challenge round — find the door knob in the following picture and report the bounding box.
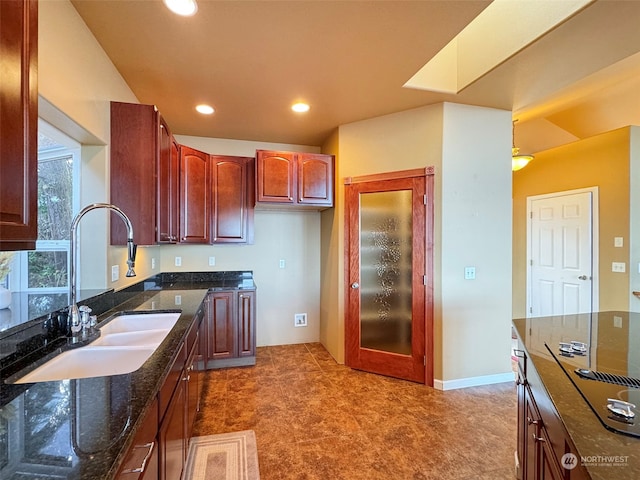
[351,282,359,289]
[578,275,588,280]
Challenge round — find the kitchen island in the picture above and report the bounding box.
[513,312,640,480]
[0,271,255,480]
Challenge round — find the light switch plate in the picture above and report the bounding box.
[614,237,624,247]
[612,262,626,273]
[464,266,476,280]
[111,265,119,282]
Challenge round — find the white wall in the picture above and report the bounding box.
[438,103,513,387]
[325,103,513,387]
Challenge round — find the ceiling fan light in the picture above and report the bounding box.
[163,0,198,17]
[512,147,534,171]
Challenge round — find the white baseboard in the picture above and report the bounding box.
[433,371,516,390]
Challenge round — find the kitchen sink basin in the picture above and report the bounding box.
[90,329,170,347]
[13,346,156,384]
[98,312,181,335]
[11,311,182,384]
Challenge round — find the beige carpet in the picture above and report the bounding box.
[184,431,260,480]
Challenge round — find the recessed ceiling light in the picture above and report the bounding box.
[163,0,198,17]
[196,104,214,115]
[291,102,310,113]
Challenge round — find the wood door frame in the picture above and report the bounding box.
[344,167,434,386]
[526,186,599,317]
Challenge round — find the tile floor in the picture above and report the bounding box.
[193,343,518,480]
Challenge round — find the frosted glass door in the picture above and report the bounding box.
[360,190,413,355]
[345,171,432,384]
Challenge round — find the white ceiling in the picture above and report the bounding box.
[70,0,640,154]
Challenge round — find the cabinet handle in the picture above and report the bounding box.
[183,374,191,381]
[532,434,546,443]
[527,416,539,425]
[121,441,155,474]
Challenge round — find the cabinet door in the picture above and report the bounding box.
[110,101,158,246]
[256,150,296,203]
[159,380,186,480]
[237,291,256,358]
[211,156,254,243]
[179,146,210,243]
[298,153,334,206]
[185,338,199,440]
[157,119,179,243]
[206,292,236,360]
[0,0,38,250]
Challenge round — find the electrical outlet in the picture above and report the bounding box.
[464,266,476,280]
[209,256,216,266]
[614,237,624,247]
[151,258,156,270]
[175,256,182,267]
[111,265,119,282]
[279,259,285,269]
[614,315,623,328]
[174,295,182,305]
[294,313,307,327]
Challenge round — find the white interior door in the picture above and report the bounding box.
[528,189,596,317]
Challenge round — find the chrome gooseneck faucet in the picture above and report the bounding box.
[69,203,137,331]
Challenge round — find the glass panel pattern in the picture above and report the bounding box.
[360,190,413,355]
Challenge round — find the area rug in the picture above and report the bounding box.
[183,430,260,480]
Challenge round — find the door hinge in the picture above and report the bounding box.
[529,211,533,219]
[529,306,532,313]
[423,194,428,205]
[529,259,533,266]
[423,275,427,285]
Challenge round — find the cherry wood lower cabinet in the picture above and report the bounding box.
[515,344,589,480]
[117,309,205,480]
[199,290,256,369]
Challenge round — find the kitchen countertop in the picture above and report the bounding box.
[513,313,640,480]
[0,271,255,480]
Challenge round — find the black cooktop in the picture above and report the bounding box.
[536,311,640,438]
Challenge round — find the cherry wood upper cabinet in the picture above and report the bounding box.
[211,156,254,244]
[110,102,160,245]
[298,153,334,206]
[255,151,296,204]
[179,146,210,244]
[255,150,334,209]
[157,121,179,243]
[0,0,38,250]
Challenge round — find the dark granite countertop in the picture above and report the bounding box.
[0,271,255,480]
[513,314,640,480]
